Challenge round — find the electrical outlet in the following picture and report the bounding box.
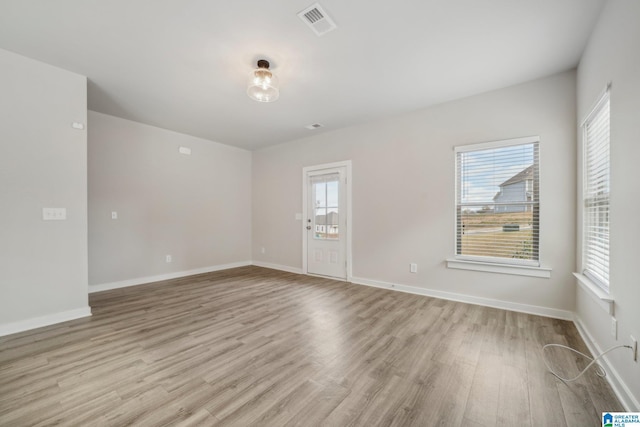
[410,263,418,273]
[261,247,266,254]
[611,317,617,339]
[631,335,638,362]
[165,255,172,263]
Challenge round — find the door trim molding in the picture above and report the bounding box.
[302,160,352,281]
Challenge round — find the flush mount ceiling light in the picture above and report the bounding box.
[247,59,279,103]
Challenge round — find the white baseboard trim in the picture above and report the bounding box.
[98,262,570,321]
[350,276,574,321]
[251,261,303,275]
[573,315,639,411]
[89,261,253,293]
[0,306,92,337]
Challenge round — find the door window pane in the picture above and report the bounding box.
[312,175,340,240]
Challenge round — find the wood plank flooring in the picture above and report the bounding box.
[0,266,623,426]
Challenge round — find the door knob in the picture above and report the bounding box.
[306,226,311,230]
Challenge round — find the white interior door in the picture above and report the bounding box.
[306,168,347,279]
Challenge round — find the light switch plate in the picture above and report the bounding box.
[43,208,66,220]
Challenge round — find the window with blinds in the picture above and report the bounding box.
[582,91,610,292]
[455,136,540,265]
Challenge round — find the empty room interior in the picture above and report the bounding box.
[1,1,639,425]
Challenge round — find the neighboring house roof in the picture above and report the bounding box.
[493,165,534,201]
[500,165,533,187]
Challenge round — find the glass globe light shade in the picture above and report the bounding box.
[247,61,279,102]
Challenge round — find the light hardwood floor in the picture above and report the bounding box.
[0,266,622,426]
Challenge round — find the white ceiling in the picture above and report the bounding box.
[0,0,604,150]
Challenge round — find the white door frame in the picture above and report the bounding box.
[302,160,352,281]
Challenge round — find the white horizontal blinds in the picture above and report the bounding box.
[456,139,540,265]
[309,173,339,184]
[583,93,610,291]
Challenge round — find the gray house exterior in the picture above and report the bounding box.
[493,165,533,213]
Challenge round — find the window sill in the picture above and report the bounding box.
[446,258,551,278]
[573,272,614,315]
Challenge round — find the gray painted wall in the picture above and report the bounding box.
[88,111,252,288]
[576,0,640,409]
[252,71,577,314]
[0,48,89,331]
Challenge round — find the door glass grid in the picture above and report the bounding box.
[313,175,339,240]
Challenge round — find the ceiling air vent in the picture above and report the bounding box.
[305,123,323,130]
[297,3,337,37]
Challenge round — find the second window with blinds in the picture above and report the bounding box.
[454,136,540,267]
[582,90,610,293]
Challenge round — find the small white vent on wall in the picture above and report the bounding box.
[305,123,323,130]
[297,3,337,37]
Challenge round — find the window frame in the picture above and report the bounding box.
[447,136,550,277]
[581,89,611,293]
